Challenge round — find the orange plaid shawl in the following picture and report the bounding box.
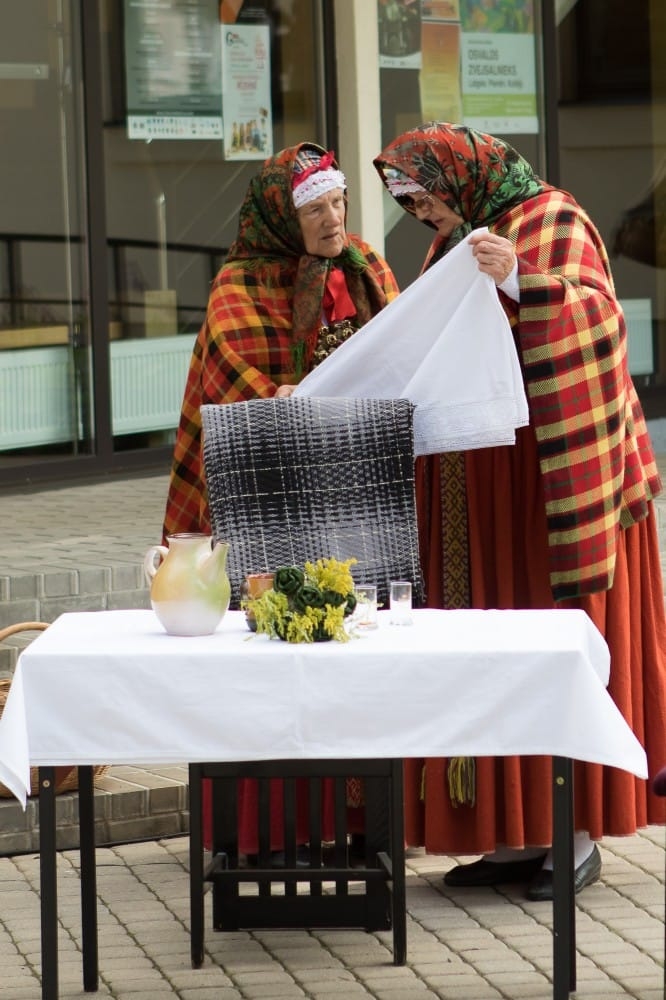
[163,240,397,540]
[164,143,398,539]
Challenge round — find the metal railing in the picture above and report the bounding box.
[0,231,228,334]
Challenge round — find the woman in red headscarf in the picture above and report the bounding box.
[374,122,666,900]
[163,142,399,858]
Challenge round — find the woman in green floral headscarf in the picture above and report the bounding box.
[374,122,666,901]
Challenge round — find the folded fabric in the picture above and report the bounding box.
[295,229,529,455]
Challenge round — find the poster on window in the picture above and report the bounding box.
[459,0,538,134]
[378,0,423,69]
[420,3,463,123]
[124,0,223,141]
[221,23,272,160]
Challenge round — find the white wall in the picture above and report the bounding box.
[333,0,385,254]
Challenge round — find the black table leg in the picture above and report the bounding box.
[78,766,98,991]
[189,764,205,968]
[390,760,406,965]
[39,767,58,1000]
[552,757,575,1000]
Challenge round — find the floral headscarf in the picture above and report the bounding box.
[226,142,332,264]
[374,122,547,251]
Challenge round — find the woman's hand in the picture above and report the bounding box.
[469,232,516,285]
[275,384,297,398]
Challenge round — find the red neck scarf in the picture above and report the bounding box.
[323,267,356,322]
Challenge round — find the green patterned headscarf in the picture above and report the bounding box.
[374,121,546,252]
[225,142,373,372]
[225,143,382,376]
[226,142,365,274]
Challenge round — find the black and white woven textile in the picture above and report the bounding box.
[201,397,424,610]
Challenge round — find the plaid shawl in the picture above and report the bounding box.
[497,190,660,597]
[163,143,398,539]
[376,122,661,598]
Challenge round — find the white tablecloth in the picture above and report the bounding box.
[0,608,647,807]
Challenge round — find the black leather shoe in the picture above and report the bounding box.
[443,853,547,887]
[526,844,602,901]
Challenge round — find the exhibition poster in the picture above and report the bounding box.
[124,0,223,141]
[221,22,273,160]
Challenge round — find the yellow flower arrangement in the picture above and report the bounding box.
[245,557,358,643]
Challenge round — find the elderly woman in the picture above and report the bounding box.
[164,143,398,537]
[163,142,398,860]
[374,122,666,900]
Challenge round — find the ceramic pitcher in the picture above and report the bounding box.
[143,533,230,636]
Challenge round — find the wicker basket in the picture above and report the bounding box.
[0,622,110,797]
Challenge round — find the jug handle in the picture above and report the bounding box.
[144,545,169,583]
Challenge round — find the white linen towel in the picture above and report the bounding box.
[294,229,529,456]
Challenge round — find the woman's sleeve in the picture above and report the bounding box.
[200,275,293,403]
[510,200,622,356]
[515,202,616,301]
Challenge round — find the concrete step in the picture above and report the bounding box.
[0,764,189,856]
[0,563,151,674]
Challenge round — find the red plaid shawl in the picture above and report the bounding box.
[495,190,660,597]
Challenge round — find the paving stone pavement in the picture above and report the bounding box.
[0,464,666,998]
[0,831,665,999]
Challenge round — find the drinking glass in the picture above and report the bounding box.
[389,580,413,625]
[353,584,378,630]
[242,572,275,631]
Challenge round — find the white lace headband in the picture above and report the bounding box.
[383,168,428,199]
[293,168,346,209]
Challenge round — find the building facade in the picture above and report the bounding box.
[1,0,664,487]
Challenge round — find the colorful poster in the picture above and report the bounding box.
[420,12,463,123]
[459,0,538,133]
[221,23,273,160]
[124,0,223,141]
[378,0,423,69]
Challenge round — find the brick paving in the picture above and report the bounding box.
[0,464,665,998]
[0,832,664,998]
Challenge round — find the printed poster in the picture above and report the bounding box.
[378,0,423,69]
[221,23,273,160]
[379,1,538,135]
[459,0,538,133]
[420,3,463,124]
[124,0,223,140]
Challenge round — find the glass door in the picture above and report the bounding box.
[557,0,666,449]
[378,0,547,289]
[0,0,92,464]
[99,0,326,456]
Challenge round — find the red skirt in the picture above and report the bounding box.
[202,778,365,853]
[405,425,666,854]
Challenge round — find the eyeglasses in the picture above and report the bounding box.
[411,194,434,214]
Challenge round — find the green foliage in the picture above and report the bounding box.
[245,557,358,643]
